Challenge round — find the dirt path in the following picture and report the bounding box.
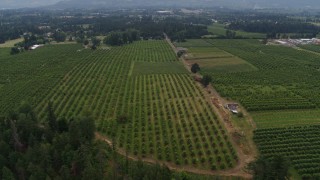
[165,36,256,177]
[96,37,255,179]
[96,132,252,179]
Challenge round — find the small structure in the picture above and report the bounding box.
[225,103,239,114]
[30,44,43,50]
[177,47,188,54]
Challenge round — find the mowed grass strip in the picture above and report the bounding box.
[0,38,24,48]
[185,47,232,59]
[252,109,320,128]
[132,61,188,75]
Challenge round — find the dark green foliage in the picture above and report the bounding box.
[254,126,320,178]
[23,34,37,50]
[117,115,128,124]
[225,30,236,39]
[83,39,89,46]
[0,103,106,180]
[2,167,15,180]
[191,63,200,73]
[249,156,289,180]
[10,47,20,55]
[104,29,140,46]
[69,114,95,147]
[201,75,212,87]
[53,32,67,42]
[229,21,320,35]
[91,37,101,46]
[47,102,57,132]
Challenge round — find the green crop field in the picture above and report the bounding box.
[176,39,320,178]
[184,46,257,73]
[0,44,90,115]
[131,61,188,76]
[254,126,320,179]
[0,40,238,170]
[202,39,320,113]
[185,47,233,59]
[208,23,266,39]
[252,109,320,128]
[299,44,320,54]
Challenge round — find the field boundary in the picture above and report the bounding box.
[96,132,252,179]
[166,37,256,178]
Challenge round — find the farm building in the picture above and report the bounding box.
[225,103,239,114]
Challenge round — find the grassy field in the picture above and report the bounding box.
[185,47,232,59]
[252,109,320,128]
[208,23,266,39]
[0,38,24,48]
[184,46,257,73]
[0,40,238,170]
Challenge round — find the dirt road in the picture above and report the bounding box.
[96,37,256,179]
[166,37,257,177]
[96,132,252,179]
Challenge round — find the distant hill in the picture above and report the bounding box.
[49,0,320,9]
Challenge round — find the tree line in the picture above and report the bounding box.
[228,21,319,37]
[0,102,226,180]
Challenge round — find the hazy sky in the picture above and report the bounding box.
[1,0,60,8]
[1,0,320,9]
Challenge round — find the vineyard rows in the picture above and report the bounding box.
[0,44,92,115]
[32,40,238,170]
[201,39,320,112]
[254,126,320,178]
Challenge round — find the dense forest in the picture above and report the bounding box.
[0,102,107,179]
